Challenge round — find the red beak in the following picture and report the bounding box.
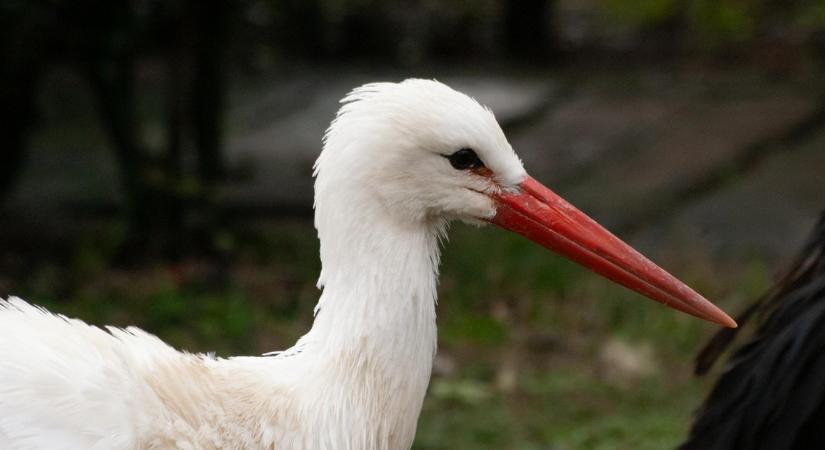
[491,175,736,328]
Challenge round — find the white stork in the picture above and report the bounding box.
[0,79,735,450]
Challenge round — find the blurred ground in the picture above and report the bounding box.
[2,64,824,449]
[7,65,823,260]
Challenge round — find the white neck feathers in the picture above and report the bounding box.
[294,182,443,449]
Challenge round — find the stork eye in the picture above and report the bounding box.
[446,148,484,170]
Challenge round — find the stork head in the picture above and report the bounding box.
[315,79,523,226]
[315,79,736,328]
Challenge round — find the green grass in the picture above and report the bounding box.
[412,226,723,449]
[416,370,704,450]
[8,220,761,449]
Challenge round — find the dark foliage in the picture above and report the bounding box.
[0,0,236,262]
[680,212,825,450]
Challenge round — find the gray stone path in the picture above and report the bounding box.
[223,72,555,208]
[637,128,825,263]
[509,76,822,263]
[5,69,823,265]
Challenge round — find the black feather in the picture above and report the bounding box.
[680,212,825,450]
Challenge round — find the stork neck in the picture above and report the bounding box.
[310,204,441,355]
[272,202,440,449]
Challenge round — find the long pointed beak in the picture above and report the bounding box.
[491,175,736,328]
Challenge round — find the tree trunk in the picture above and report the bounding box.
[0,5,52,204]
[188,0,229,257]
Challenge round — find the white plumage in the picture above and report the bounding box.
[0,80,526,450]
[0,79,735,450]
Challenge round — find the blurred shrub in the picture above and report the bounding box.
[603,0,679,26]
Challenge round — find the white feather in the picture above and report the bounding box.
[0,79,525,449]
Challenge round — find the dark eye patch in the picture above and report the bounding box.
[445,148,485,170]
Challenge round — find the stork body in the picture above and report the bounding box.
[0,81,473,450]
[0,80,734,450]
[0,221,438,449]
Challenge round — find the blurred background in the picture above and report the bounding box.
[1,0,824,448]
